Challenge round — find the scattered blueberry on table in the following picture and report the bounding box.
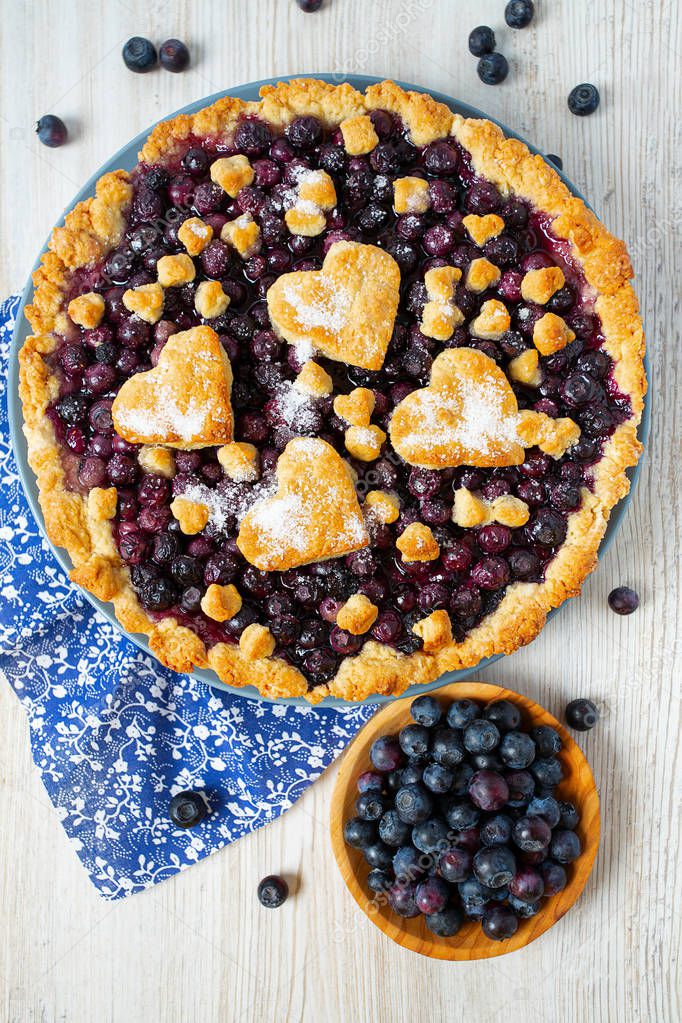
[608,586,640,615]
[257,875,289,908]
[122,36,158,73]
[159,38,190,72]
[35,114,67,148]
[505,0,535,29]
[565,699,599,732]
[546,153,563,170]
[296,0,324,10]
[169,790,207,828]
[468,26,497,57]
[568,83,600,116]
[477,52,510,86]
[344,696,583,941]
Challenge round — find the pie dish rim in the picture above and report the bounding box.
[11,74,649,705]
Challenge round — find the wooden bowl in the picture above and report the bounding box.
[330,681,600,960]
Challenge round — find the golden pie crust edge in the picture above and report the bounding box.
[18,79,646,704]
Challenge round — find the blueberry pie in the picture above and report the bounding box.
[19,79,646,701]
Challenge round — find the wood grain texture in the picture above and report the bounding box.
[0,1,680,1021]
[330,681,600,961]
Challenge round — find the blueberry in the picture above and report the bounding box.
[140,577,176,612]
[388,881,420,917]
[508,895,540,918]
[527,794,561,828]
[410,694,443,728]
[509,864,544,902]
[482,905,518,941]
[444,798,480,832]
[296,0,323,9]
[56,393,90,426]
[499,731,536,769]
[398,723,431,759]
[35,114,68,148]
[464,718,500,754]
[393,845,426,881]
[415,876,450,915]
[565,698,600,731]
[394,784,433,824]
[550,829,582,863]
[370,734,404,772]
[286,115,323,150]
[367,869,392,893]
[468,25,496,56]
[257,874,288,908]
[343,816,377,848]
[412,818,450,854]
[530,725,562,757]
[477,52,509,85]
[472,753,503,772]
[558,801,580,829]
[438,847,472,883]
[568,83,600,116]
[356,791,388,821]
[504,769,535,807]
[425,905,463,937]
[447,698,481,729]
[122,36,157,73]
[608,586,639,615]
[540,859,568,894]
[422,763,453,794]
[399,764,424,787]
[432,727,466,766]
[505,0,535,28]
[512,815,552,852]
[546,153,563,170]
[484,699,522,732]
[159,39,190,72]
[357,770,384,794]
[468,770,509,812]
[450,762,475,796]
[480,814,513,846]
[169,790,206,828]
[458,877,497,911]
[364,841,394,870]
[473,845,516,888]
[378,810,411,847]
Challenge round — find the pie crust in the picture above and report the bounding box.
[19,78,646,703]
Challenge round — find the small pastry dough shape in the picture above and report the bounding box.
[284,168,337,237]
[452,489,530,528]
[266,241,401,371]
[393,176,431,214]
[420,266,464,341]
[237,437,369,572]
[68,291,105,328]
[112,326,233,449]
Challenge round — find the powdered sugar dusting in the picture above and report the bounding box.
[181,477,275,531]
[401,375,519,456]
[283,277,352,335]
[276,381,318,432]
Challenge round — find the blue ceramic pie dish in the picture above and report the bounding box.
[8,74,650,706]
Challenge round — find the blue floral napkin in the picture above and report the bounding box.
[0,294,375,899]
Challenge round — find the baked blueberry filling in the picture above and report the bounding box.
[46,111,631,687]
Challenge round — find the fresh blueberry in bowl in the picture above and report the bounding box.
[410,694,443,728]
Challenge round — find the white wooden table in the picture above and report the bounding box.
[1,2,680,1021]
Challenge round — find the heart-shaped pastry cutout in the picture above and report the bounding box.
[237,437,369,572]
[389,348,526,468]
[112,326,233,450]
[266,241,401,370]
